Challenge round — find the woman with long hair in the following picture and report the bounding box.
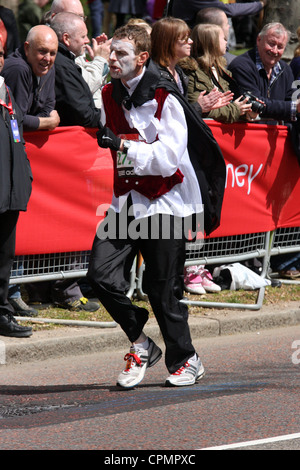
[181,23,252,123]
[151,16,233,113]
[151,17,227,295]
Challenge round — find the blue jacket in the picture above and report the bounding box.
[228,48,296,122]
[170,0,263,27]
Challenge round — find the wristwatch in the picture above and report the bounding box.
[123,140,131,154]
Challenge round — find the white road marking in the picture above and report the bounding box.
[200,432,300,450]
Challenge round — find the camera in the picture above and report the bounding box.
[242,91,266,114]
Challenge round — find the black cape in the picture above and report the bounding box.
[110,59,226,236]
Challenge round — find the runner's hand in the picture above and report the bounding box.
[97,127,121,151]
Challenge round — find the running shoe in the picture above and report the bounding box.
[165,354,205,387]
[117,337,162,389]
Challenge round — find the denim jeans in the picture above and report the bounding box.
[8,258,24,299]
[88,0,104,37]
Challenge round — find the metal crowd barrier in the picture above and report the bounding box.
[270,226,300,285]
[136,231,271,311]
[9,227,300,312]
[9,250,137,299]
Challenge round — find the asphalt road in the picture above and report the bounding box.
[0,325,299,452]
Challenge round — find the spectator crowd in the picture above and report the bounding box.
[1,0,300,387]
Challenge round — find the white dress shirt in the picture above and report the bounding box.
[104,69,203,220]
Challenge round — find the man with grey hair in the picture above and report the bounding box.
[229,23,300,280]
[48,0,110,109]
[50,11,102,126]
[229,22,300,121]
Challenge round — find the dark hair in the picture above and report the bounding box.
[196,7,226,27]
[151,17,190,67]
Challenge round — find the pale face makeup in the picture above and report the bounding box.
[109,39,139,82]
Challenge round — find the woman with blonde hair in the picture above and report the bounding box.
[181,22,252,123]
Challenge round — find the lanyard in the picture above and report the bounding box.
[0,86,14,116]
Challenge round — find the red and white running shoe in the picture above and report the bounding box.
[117,337,162,389]
[165,355,205,387]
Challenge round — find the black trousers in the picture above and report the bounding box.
[0,210,19,315]
[87,209,195,373]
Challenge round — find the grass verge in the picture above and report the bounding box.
[20,283,300,331]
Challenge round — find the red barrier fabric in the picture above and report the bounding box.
[207,122,300,238]
[16,127,113,255]
[16,122,300,255]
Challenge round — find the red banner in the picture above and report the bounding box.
[15,122,300,255]
[16,127,113,255]
[207,121,300,237]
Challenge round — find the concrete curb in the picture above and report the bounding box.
[0,304,300,365]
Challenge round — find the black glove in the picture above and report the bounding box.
[97,126,121,151]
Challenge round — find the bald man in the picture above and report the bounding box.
[50,0,86,18]
[1,24,60,130]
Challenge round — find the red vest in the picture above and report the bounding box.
[102,84,184,200]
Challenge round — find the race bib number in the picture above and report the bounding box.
[116,150,136,178]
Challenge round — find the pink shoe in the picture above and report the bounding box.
[184,266,206,295]
[199,268,221,293]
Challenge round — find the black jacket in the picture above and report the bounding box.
[110,59,226,235]
[54,43,101,127]
[0,85,32,214]
[228,48,296,121]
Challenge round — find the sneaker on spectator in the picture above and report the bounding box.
[117,337,162,389]
[200,268,221,293]
[55,297,100,312]
[278,268,300,279]
[9,297,38,317]
[165,354,205,387]
[184,266,206,295]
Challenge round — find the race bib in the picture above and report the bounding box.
[116,134,141,179]
[116,150,136,178]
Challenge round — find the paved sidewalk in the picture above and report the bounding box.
[0,301,300,365]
